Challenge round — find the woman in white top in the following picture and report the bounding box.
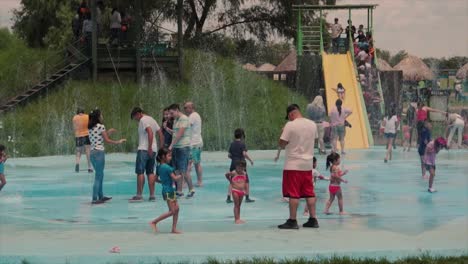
[446,113,465,148]
[382,109,399,163]
[109,8,121,45]
[88,109,126,204]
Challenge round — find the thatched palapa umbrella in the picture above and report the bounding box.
[376,58,393,71]
[456,63,468,80]
[242,63,257,71]
[274,51,297,72]
[256,63,276,72]
[393,55,435,81]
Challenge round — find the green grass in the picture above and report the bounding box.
[9,255,468,264]
[0,49,307,156]
[0,28,60,104]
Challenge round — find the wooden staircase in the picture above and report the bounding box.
[0,47,89,114]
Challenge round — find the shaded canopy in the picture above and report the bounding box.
[456,63,468,79]
[274,51,297,72]
[393,55,435,81]
[256,63,276,72]
[376,58,393,71]
[242,63,257,71]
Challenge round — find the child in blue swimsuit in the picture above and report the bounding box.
[149,148,182,234]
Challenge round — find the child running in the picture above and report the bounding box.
[382,109,399,163]
[303,157,327,215]
[0,145,7,191]
[424,137,447,193]
[225,160,248,224]
[149,148,182,234]
[402,122,411,151]
[418,121,432,179]
[227,128,254,203]
[324,153,348,215]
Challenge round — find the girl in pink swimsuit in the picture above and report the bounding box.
[225,160,248,224]
[324,153,348,215]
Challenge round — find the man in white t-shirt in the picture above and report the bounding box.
[184,101,204,187]
[278,104,319,229]
[129,107,164,202]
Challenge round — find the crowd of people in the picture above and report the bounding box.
[1,96,465,233]
[72,0,132,49]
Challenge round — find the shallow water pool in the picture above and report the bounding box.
[0,149,467,263]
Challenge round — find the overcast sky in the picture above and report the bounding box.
[1,0,467,58]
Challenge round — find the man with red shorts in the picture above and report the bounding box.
[278,104,319,229]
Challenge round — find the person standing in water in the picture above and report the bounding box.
[306,95,327,155]
[323,152,348,215]
[416,102,445,141]
[184,102,204,187]
[225,160,249,224]
[446,113,465,149]
[168,104,195,198]
[329,99,352,154]
[227,128,255,203]
[73,108,93,173]
[0,144,7,191]
[162,107,174,148]
[423,137,447,193]
[278,104,319,229]
[129,107,164,202]
[382,109,399,163]
[88,109,126,204]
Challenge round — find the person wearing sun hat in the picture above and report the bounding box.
[423,137,448,193]
[278,104,319,229]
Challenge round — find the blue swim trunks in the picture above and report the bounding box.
[0,162,4,174]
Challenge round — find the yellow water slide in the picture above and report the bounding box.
[322,52,372,149]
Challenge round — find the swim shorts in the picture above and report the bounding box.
[282,170,315,199]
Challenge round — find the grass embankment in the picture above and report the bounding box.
[0,49,306,156]
[0,28,60,104]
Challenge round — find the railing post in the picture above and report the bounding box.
[297,9,303,56]
[319,9,323,53]
[367,8,370,32]
[348,8,353,54]
[91,0,98,81]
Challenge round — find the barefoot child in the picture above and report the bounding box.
[149,148,182,234]
[324,153,348,215]
[418,121,432,179]
[424,137,447,193]
[225,160,248,224]
[402,123,411,151]
[382,109,399,163]
[0,145,7,191]
[227,128,254,203]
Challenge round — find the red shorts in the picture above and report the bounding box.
[329,185,341,195]
[282,170,315,199]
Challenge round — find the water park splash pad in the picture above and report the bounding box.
[0,149,467,264]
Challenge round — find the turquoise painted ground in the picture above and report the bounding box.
[0,149,467,263]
